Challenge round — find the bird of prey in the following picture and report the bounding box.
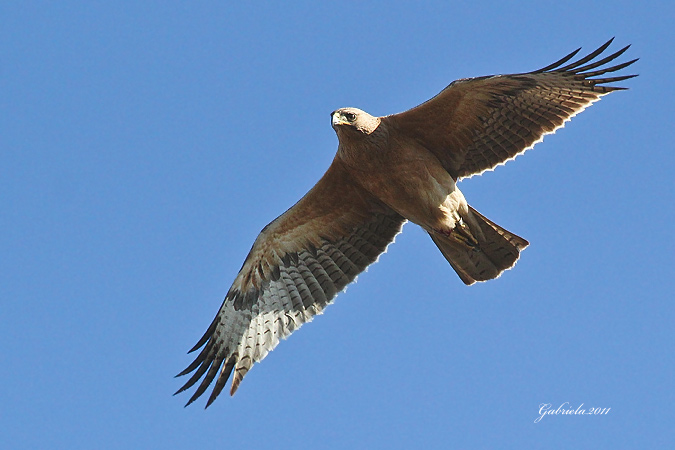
[176,39,637,407]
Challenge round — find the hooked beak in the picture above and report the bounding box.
[331,111,348,127]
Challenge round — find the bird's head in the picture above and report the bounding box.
[331,108,381,138]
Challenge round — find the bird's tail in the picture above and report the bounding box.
[428,206,529,285]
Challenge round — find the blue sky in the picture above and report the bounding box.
[2,1,673,448]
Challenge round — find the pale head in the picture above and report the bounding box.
[331,107,381,137]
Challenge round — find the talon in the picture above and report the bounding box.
[452,221,480,248]
[436,221,479,248]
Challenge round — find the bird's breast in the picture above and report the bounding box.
[339,138,461,230]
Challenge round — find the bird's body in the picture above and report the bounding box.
[176,40,637,407]
[333,107,525,285]
[336,112,463,234]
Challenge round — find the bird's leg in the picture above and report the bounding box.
[438,217,480,248]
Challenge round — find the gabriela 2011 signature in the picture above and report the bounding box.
[534,403,611,423]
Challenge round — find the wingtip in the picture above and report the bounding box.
[532,46,581,73]
[187,342,203,354]
[184,391,202,408]
[173,383,190,396]
[519,239,530,251]
[204,387,224,408]
[174,367,193,378]
[229,382,240,396]
[626,57,640,67]
[179,387,200,407]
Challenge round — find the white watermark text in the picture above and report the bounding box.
[534,403,610,423]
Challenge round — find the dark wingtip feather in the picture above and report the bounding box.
[580,57,638,78]
[530,39,638,91]
[188,313,220,354]
[205,356,237,408]
[175,359,200,378]
[183,354,225,407]
[599,74,639,83]
[532,47,581,73]
[176,338,216,378]
[174,358,214,397]
[571,45,632,74]
[590,74,639,92]
[555,38,615,72]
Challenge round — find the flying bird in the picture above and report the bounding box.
[176,39,637,407]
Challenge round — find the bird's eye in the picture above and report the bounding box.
[344,112,356,122]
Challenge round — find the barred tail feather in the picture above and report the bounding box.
[429,206,529,285]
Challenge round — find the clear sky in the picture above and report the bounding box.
[2,1,673,448]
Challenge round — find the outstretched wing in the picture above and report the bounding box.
[175,159,405,407]
[385,38,638,179]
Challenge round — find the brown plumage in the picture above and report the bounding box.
[176,39,637,407]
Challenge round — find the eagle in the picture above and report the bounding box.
[175,39,637,407]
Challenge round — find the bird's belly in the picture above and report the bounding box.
[354,158,464,232]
